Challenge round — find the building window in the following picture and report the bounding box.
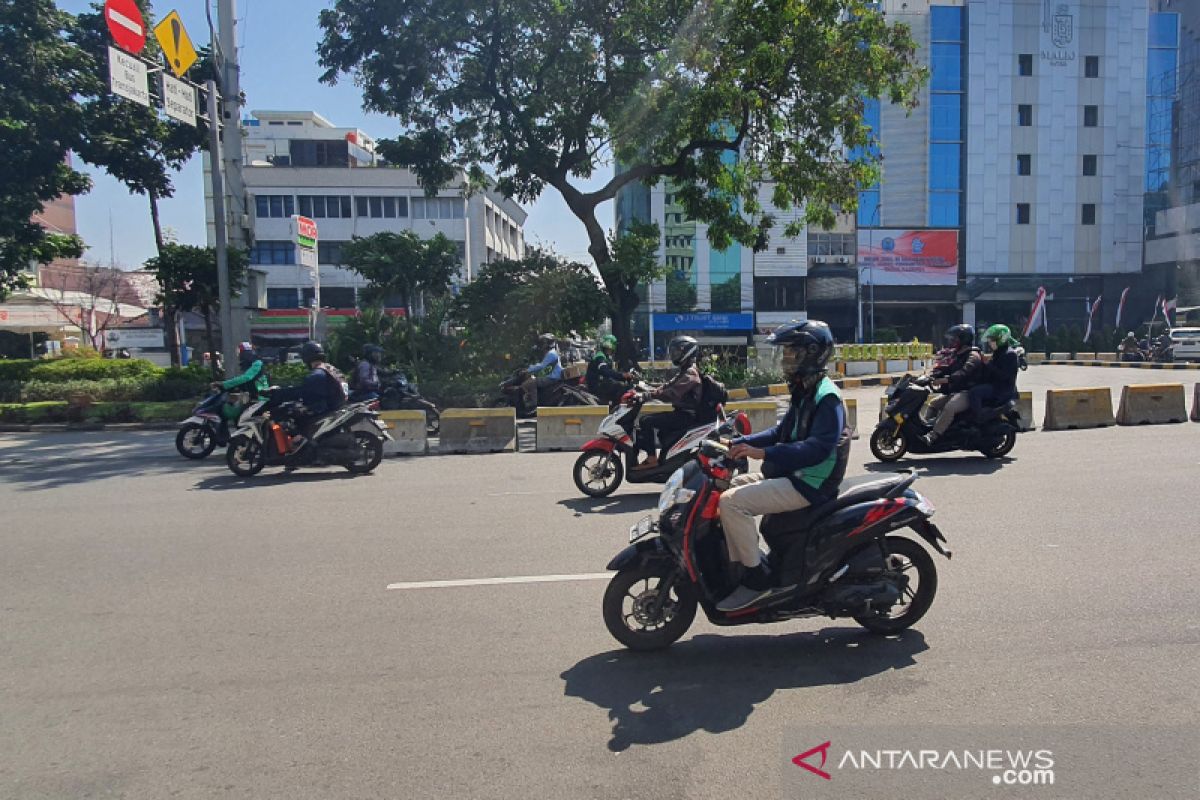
[1018,54,1033,76]
[1081,203,1096,225]
[1018,105,1033,127]
[929,143,961,190]
[317,241,347,265]
[930,6,962,43]
[354,196,409,218]
[317,287,356,308]
[1083,105,1098,127]
[412,196,465,219]
[1016,203,1031,225]
[929,192,960,227]
[930,94,961,141]
[250,240,295,265]
[807,232,855,256]
[1083,154,1097,176]
[297,195,352,219]
[753,277,806,312]
[1017,154,1032,176]
[289,139,349,167]
[254,195,294,218]
[266,288,299,309]
[1085,56,1099,78]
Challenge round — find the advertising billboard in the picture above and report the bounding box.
[857,229,959,286]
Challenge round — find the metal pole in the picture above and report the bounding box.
[217,0,246,251]
[206,79,236,378]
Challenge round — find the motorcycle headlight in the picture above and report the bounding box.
[656,468,695,513]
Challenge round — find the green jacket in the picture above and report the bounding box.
[222,360,270,397]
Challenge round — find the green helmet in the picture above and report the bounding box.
[599,334,617,352]
[984,324,1011,349]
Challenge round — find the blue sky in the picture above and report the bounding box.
[56,0,610,268]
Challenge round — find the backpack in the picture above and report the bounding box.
[699,373,729,409]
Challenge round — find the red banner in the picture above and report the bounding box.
[857,229,959,286]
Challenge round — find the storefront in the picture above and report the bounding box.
[648,312,754,359]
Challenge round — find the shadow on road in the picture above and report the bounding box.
[561,628,928,752]
[557,493,658,516]
[192,470,367,491]
[0,434,181,490]
[863,456,1013,476]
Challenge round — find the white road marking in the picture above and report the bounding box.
[387,572,612,591]
[107,9,144,35]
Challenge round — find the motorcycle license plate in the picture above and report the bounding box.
[629,515,656,543]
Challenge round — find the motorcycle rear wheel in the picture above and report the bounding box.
[345,431,384,474]
[854,536,937,634]
[176,423,216,459]
[870,426,908,462]
[981,430,1017,459]
[573,449,624,497]
[226,435,266,477]
[603,566,697,651]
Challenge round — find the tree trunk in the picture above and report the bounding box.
[608,286,641,367]
[202,308,218,379]
[149,192,183,368]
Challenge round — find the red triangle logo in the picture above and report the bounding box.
[792,741,832,780]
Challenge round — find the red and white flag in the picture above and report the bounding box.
[1084,295,1102,343]
[1022,286,1048,337]
[1115,287,1130,330]
[1163,295,1177,328]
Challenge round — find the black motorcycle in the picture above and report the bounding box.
[377,372,440,436]
[495,368,599,418]
[175,390,244,459]
[225,398,391,477]
[870,375,1020,462]
[602,441,951,650]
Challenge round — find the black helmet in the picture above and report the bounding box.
[668,336,699,368]
[363,344,384,364]
[768,320,835,381]
[298,341,325,366]
[538,333,556,350]
[944,324,975,349]
[237,341,257,370]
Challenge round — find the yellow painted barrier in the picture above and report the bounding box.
[1042,388,1115,430]
[1115,383,1188,425]
[378,409,428,455]
[844,398,859,439]
[439,407,516,453]
[727,387,750,401]
[1017,391,1035,431]
[727,400,778,434]
[535,406,609,451]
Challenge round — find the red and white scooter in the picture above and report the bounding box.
[571,388,752,497]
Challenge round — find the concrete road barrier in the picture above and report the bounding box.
[1193,383,1200,422]
[727,400,777,434]
[844,398,860,439]
[535,406,609,451]
[439,408,516,453]
[379,410,428,455]
[1017,391,1036,431]
[1043,388,1115,430]
[1116,383,1188,426]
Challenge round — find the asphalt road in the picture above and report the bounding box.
[1,365,1198,799]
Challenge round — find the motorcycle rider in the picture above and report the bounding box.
[921,324,982,446]
[350,344,384,402]
[214,342,270,399]
[632,336,705,472]
[1119,332,1142,362]
[968,324,1021,416]
[268,341,347,454]
[520,333,563,413]
[586,334,633,405]
[717,320,851,612]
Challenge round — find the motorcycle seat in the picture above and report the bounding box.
[760,474,910,537]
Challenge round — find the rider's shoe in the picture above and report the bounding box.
[631,455,659,472]
[920,432,940,447]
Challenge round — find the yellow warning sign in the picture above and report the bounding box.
[154,11,197,79]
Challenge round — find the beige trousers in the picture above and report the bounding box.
[928,390,970,436]
[718,473,811,568]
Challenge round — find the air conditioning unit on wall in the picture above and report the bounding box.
[836,256,849,264]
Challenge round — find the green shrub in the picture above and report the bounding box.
[0,401,69,424]
[0,380,22,403]
[20,378,153,402]
[0,359,35,382]
[266,363,311,387]
[87,401,193,423]
[29,357,162,383]
[419,373,498,408]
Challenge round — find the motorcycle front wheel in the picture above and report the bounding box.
[345,431,385,474]
[573,449,624,497]
[176,423,216,459]
[602,565,697,651]
[226,435,266,477]
[870,426,908,462]
[981,430,1017,459]
[854,536,938,635]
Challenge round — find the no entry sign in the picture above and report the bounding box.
[105,0,147,55]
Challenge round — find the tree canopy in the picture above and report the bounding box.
[342,231,461,315]
[317,0,925,358]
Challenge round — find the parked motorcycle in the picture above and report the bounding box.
[225,398,391,477]
[869,374,1021,462]
[495,368,599,418]
[572,388,751,497]
[175,390,247,459]
[378,371,441,436]
[601,441,950,650]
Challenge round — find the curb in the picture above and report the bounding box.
[1037,360,1200,370]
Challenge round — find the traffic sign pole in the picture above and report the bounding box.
[206,78,236,378]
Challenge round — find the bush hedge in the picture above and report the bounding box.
[0,359,35,382]
[0,400,192,425]
[29,357,162,382]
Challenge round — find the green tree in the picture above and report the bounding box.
[454,249,610,369]
[342,231,460,317]
[0,0,90,295]
[145,244,247,377]
[317,0,924,362]
[70,2,211,365]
